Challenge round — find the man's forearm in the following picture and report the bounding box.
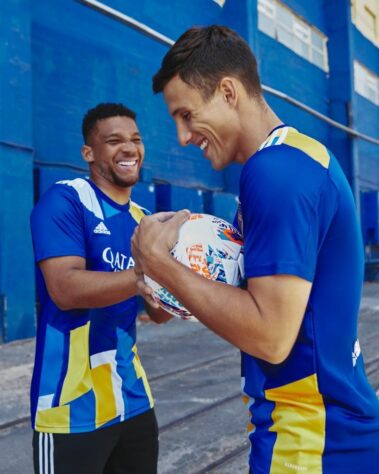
[47,268,138,310]
[147,258,270,357]
[145,303,173,323]
[148,257,309,363]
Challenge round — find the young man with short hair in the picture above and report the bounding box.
[30,103,170,474]
[132,26,379,473]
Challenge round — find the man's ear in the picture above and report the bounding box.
[81,144,94,163]
[219,77,238,107]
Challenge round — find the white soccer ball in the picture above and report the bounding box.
[144,213,244,319]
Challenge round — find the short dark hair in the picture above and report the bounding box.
[82,102,136,143]
[153,25,262,100]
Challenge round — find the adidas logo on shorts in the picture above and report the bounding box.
[94,222,111,235]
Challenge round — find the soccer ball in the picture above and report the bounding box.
[144,213,244,319]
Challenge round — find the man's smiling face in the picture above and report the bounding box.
[163,74,240,170]
[86,115,145,189]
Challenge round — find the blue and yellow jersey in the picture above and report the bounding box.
[30,178,153,434]
[238,126,379,473]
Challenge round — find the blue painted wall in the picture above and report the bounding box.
[352,26,379,192]
[0,0,35,341]
[284,0,326,30]
[257,0,329,151]
[325,0,354,184]
[31,0,231,192]
[1,0,379,340]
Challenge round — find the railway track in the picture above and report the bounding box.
[2,292,378,474]
[193,441,250,474]
[0,350,239,433]
[0,347,248,473]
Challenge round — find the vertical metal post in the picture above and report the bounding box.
[347,102,361,223]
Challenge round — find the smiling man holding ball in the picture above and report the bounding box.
[132,25,379,474]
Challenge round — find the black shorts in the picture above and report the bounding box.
[33,408,159,474]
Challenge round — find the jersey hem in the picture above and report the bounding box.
[32,402,154,434]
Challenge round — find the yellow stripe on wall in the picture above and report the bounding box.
[35,405,70,433]
[132,345,154,408]
[284,130,330,169]
[129,202,146,224]
[92,363,118,428]
[265,373,325,474]
[59,322,92,405]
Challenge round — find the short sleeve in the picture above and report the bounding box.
[30,184,86,262]
[240,146,330,281]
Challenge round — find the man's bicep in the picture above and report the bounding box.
[39,256,86,301]
[247,274,312,360]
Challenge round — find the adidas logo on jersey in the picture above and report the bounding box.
[94,222,111,235]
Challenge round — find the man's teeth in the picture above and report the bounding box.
[199,139,208,151]
[119,160,137,167]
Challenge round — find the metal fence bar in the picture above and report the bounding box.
[76,0,174,46]
[262,85,379,145]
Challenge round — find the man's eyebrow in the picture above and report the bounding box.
[104,133,121,138]
[104,131,142,139]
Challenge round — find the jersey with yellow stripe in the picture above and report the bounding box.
[238,126,379,473]
[30,178,153,434]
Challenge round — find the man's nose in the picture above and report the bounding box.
[121,140,138,153]
[177,124,192,147]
